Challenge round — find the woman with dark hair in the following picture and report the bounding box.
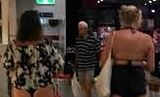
[100,5,154,97]
[3,10,64,97]
[17,10,42,41]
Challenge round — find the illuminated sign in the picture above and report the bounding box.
[36,0,55,5]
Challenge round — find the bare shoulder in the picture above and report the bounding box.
[137,31,152,40]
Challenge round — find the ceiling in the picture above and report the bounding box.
[106,0,145,4]
[100,0,160,5]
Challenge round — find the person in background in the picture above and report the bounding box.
[64,44,77,77]
[74,21,100,97]
[2,10,64,97]
[152,28,160,78]
[100,5,155,97]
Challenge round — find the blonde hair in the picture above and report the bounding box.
[119,5,142,29]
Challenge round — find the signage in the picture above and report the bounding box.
[36,0,55,5]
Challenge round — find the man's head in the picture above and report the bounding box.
[78,21,89,36]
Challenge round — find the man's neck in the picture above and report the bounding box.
[79,33,88,38]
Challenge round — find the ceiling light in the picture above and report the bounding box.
[151,9,155,13]
[153,0,156,2]
[144,3,147,5]
[149,0,152,3]
[100,0,103,1]
[97,0,100,4]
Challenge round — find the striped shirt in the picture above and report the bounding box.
[74,32,100,71]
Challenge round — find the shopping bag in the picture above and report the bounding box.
[94,52,112,97]
[71,73,84,97]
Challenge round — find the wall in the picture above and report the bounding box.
[1,0,10,44]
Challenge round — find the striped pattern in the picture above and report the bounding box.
[74,32,100,71]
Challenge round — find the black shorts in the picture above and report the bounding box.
[111,65,146,97]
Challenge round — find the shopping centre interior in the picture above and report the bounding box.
[66,0,160,46]
[0,0,159,97]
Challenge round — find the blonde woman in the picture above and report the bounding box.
[100,5,155,97]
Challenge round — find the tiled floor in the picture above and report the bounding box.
[57,79,98,97]
[61,82,160,97]
[1,71,159,97]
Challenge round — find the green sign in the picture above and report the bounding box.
[36,0,55,4]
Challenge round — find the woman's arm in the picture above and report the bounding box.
[145,36,155,72]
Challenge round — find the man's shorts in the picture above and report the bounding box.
[77,70,94,86]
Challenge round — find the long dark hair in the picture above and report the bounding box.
[16,10,42,41]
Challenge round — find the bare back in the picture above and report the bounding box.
[113,29,152,60]
[100,29,155,72]
[112,29,154,71]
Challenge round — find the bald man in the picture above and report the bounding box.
[74,21,100,97]
[78,21,89,37]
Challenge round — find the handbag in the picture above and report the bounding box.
[94,52,112,97]
[94,32,115,97]
[71,73,84,97]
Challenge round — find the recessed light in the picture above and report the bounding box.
[149,0,152,3]
[151,9,155,13]
[97,0,100,4]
